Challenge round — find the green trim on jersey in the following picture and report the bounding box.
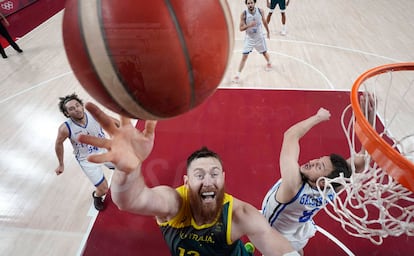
[158,185,250,256]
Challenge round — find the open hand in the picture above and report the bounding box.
[78,102,157,174]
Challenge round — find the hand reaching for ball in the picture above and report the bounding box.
[78,102,157,174]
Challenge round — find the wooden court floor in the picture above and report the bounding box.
[0,1,413,255]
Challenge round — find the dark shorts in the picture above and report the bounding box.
[269,0,286,11]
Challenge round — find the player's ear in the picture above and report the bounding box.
[183,175,189,186]
[317,178,325,188]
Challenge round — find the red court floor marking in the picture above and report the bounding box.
[83,89,413,256]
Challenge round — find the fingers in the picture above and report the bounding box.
[85,102,119,133]
[359,92,375,111]
[87,152,111,164]
[78,134,110,149]
[360,92,374,105]
[120,116,131,127]
[77,133,112,164]
[359,92,368,106]
[143,120,157,138]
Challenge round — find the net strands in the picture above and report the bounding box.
[316,64,414,245]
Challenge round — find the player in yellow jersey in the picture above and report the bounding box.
[78,102,299,256]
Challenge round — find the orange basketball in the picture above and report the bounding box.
[62,0,233,120]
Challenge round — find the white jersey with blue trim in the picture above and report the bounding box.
[261,179,335,237]
[65,111,106,161]
[245,7,264,39]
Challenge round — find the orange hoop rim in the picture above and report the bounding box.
[351,62,414,192]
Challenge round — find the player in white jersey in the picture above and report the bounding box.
[262,169,336,252]
[54,93,116,211]
[261,94,375,255]
[233,0,271,83]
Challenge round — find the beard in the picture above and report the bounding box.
[188,185,225,224]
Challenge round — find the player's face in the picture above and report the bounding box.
[300,156,334,183]
[64,99,85,121]
[185,157,225,223]
[246,0,255,11]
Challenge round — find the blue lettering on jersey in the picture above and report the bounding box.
[299,193,334,207]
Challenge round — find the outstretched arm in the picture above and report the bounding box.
[78,103,181,219]
[231,199,298,256]
[277,108,331,202]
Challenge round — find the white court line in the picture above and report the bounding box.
[76,166,118,256]
[270,50,334,89]
[231,48,335,89]
[2,38,399,255]
[2,39,402,105]
[272,39,403,63]
[76,207,99,256]
[230,38,404,90]
[0,71,73,105]
[316,225,355,256]
[234,37,404,63]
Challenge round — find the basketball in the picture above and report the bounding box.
[62,0,234,120]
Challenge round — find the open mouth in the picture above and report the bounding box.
[201,191,216,201]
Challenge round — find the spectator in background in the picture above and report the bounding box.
[0,12,23,58]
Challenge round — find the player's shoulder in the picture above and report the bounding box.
[58,121,70,130]
[240,9,247,18]
[57,122,70,138]
[232,197,258,216]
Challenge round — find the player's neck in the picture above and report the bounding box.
[71,115,86,126]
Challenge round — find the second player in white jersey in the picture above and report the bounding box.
[262,179,335,251]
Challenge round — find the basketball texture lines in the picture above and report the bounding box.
[62,0,234,119]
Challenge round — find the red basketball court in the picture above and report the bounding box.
[82,89,414,255]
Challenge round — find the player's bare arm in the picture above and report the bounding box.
[78,102,181,219]
[239,11,256,31]
[54,124,70,175]
[231,198,296,255]
[277,108,330,202]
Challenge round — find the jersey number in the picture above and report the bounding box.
[178,247,200,256]
[299,208,319,222]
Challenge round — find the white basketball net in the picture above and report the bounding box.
[317,67,414,245]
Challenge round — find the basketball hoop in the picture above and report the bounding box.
[317,63,414,245]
